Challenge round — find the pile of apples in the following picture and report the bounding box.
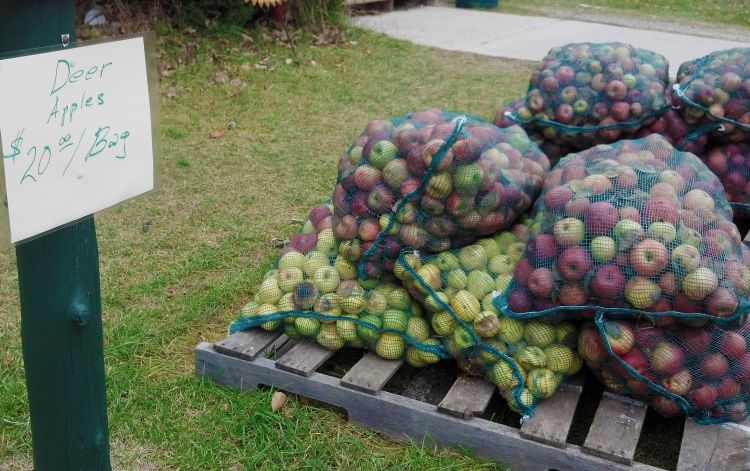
[332,109,549,279]
[702,142,750,209]
[235,202,444,366]
[500,135,750,325]
[673,48,750,143]
[512,42,670,148]
[393,222,582,414]
[579,318,750,422]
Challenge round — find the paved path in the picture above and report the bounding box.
[354,7,749,73]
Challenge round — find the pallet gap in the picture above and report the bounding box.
[398,360,459,404]
[317,348,366,379]
[480,389,522,429]
[567,368,604,446]
[634,407,684,471]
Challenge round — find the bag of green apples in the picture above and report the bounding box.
[673,48,750,143]
[229,202,448,366]
[392,222,582,417]
[580,313,750,424]
[495,134,750,326]
[332,109,549,281]
[507,42,671,151]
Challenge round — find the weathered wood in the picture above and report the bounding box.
[275,339,334,377]
[437,375,496,419]
[581,391,648,465]
[705,422,750,470]
[520,374,584,448]
[676,419,721,471]
[340,353,403,394]
[214,329,283,361]
[196,342,663,471]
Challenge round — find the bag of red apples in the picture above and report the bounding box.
[495,134,750,326]
[580,312,750,423]
[506,42,671,152]
[673,48,750,143]
[701,142,750,213]
[332,109,549,280]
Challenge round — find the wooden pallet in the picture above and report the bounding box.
[195,330,750,471]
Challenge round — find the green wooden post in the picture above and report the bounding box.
[0,1,112,469]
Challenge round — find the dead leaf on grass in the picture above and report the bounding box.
[226,121,236,130]
[230,78,244,87]
[271,237,288,249]
[214,70,230,84]
[165,90,177,99]
[255,58,270,70]
[209,130,225,139]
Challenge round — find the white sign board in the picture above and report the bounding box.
[0,35,155,243]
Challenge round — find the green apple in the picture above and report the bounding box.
[523,320,557,348]
[349,146,364,165]
[647,222,677,244]
[515,345,547,370]
[474,310,500,337]
[317,324,346,350]
[498,316,524,344]
[378,214,400,235]
[477,238,500,259]
[277,293,295,312]
[450,290,481,321]
[316,228,338,258]
[488,254,514,275]
[278,250,306,270]
[301,219,316,234]
[506,242,526,264]
[544,345,575,373]
[506,388,535,414]
[410,301,423,318]
[683,267,719,301]
[240,300,259,316]
[480,338,507,364]
[283,323,301,339]
[446,268,468,290]
[671,244,701,273]
[434,252,461,272]
[678,224,702,248]
[553,217,585,247]
[458,244,488,271]
[425,291,450,312]
[453,163,484,195]
[369,140,398,169]
[555,322,578,348]
[405,347,426,368]
[263,269,278,281]
[387,287,412,310]
[394,252,421,281]
[366,290,388,315]
[431,310,456,336]
[614,219,644,250]
[419,338,442,364]
[255,303,280,330]
[406,317,430,342]
[336,314,359,342]
[257,276,283,304]
[356,314,382,342]
[382,309,409,333]
[303,250,329,278]
[495,274,512,292]
[376,333,405,360]
[315,293,342,317]
[481,293,500,314]
[312,266,341,293]
[334,256,357,281]
[452,325,477,350]
[526,368,559,398]
[494,232,517,252]
[278,267,304,293]
[488,360,524,391]
[295,316,321,337]
[590,236,616,262]
[467,270,495,300]
[416,264,442,294]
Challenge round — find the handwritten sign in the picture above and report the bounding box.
[0,35,155,243]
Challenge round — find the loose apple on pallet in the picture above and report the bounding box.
[506,42,670,151]
[230,202,448,366]
[392,220,582,417]
[496,134,750,326]
[673,47,750,143]
[332,109,549,280]
[579,315,750,424]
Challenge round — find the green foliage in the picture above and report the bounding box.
[287,0,345,29]
[172,0,260,28]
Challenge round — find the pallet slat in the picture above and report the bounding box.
[340,353,402,394]
[581,391,648,465]
[437,375,495,419]
[275,339,334,377]
[520,374,584,448]
[704,422,750,470]
[676,419,721,471]
[214,329,283,361]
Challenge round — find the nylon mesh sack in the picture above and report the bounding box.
[580,313,750,424]
[701,142,750,212]
[392,222,583,417]
[508,42,671,151]
[333,109,549,280]
[673,48,750,143]
[495,134,750,326]
[230,202,448,366]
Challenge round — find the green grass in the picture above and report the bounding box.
[499,0,750,28]
[0,25,531,470]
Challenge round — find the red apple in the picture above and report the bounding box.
[358,218,380,242]
[659,272,678,296]
[289,232,317,254]
[333,215,358,241]
[682,327,713,356]
[643,197,678,224]
[557,246,593,281]
[558,282,588,306]
[700,353,729,379]
[630,239,669,277]
[720,331,747,360]
[590,263,625,298]
[602,319,635,355]
[584,201,619,235]
[508,288,533,313]
[528,267,556,297]
[543,186,574,212]
[527,234,558,266]
[705,287,739,318]
[651,396,683,416]
[650,342,685,376]
[353,165,382,191]
[578,326,608,364]
[688,385,718,409]
[514,258,533,286]
[717,378,741,400]
[661,368,693,395]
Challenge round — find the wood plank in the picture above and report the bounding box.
[275,339,334,377]
[340,353,403,394]
[581,391,648,465]
[196,342,663,471]
[520,374,584,448]
[437,375,496,419]
[676,419,720,471]
[214,329,283,361]
[705,422,750,470]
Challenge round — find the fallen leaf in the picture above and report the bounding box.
[310,60,318,66]
[166,90,177,99]
[271,237,288,249]
[285,58,293,65]
[214,70,230,84]
[230,78,244,87]
[271,391,287,412]
[226,121,237,130]
[161,69,175,77]
[209,130,225,139]
[255,58,270,70]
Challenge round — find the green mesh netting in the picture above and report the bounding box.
[393,221,582,418]
[673,48,750,143]
[494,134,750,326]
[507,42,671,150]
[229,202,448,365]
[701,142,750,212]
[332,109,549,281]
[580,306,750,424]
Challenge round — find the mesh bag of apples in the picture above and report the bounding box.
[230,202,448,366]
[580,313,750,423]
[495,134,750,326]
[506,42,671,151]
[332,109,549,281]
[392,221,583,417]
[673,48,750,143]
[701,142,750,212]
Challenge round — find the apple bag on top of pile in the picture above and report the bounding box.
[494,134,750,326]
[505,42,671,152]
[229,202,448,367]
[332,109,549,280]
[392,220,582,418]
[673,48,750,143]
